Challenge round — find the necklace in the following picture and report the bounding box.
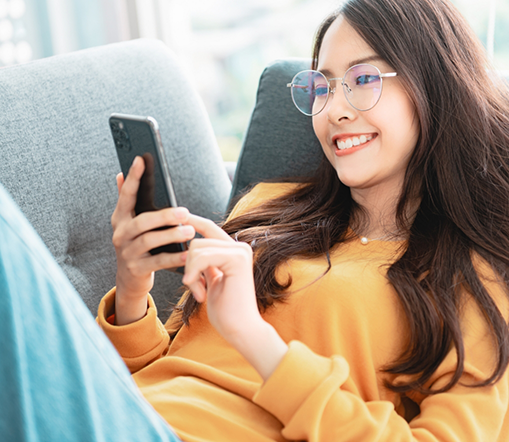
[350,227,399,245]
[359,234,392,245]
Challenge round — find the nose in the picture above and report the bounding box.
[326,84,357,124]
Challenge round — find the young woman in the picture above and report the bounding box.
[1,0,508,441]
[103,0,509,440]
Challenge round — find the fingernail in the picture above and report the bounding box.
[174,207,188,219]
[181,226,194,235]
[180,251,188,262]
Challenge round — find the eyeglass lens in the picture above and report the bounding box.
[290,64,383,115]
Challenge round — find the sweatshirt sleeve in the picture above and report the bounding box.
[97,287,170,374]
[95,184,295,371]
[253,292,509,441]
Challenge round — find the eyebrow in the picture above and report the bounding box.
[320,55,385,77]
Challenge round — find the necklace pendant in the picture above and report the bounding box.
[360,237,369,245]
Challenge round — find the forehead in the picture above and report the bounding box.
[317,16,381,73]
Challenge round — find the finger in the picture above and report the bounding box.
[112,206,192,251]
[203,266,222,288]
[187,237,244,251]
[189,277,207,303]
[191,268,223,303]
[190,270,220,303]
[116,156,145,219]
[116,172,125,195]
[183,243,251,285]
[127,225,195,257]
[186,214,232,242]
[123,250,189,277]
[128,207,191,239]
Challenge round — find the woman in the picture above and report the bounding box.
[1,0,508,441]
[105,0,509,440]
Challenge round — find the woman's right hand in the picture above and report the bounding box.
[110,156,196,325]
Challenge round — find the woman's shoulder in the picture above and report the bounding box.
[470,252,509,320]
[227,182,303,221]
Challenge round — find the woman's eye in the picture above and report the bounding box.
[314,85,328,96]
[355,75,380,85]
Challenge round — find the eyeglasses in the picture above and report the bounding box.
[287,64,397,116]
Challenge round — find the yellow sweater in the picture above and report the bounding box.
[98,182,509,442]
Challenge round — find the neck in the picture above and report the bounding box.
[350,185,419,239]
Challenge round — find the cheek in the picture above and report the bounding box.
[312,115,328,148]
[312,115,321,139]
[378,94,419,151]
[394,103,420,156]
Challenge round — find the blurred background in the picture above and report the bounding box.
[3,0,508,161]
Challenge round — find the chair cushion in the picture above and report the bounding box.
[230,58,323,203]
[0,39,231,320]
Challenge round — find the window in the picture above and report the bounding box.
[7,0,509,160]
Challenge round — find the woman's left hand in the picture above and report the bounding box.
[182,214,288,380]
[182,214,261,340]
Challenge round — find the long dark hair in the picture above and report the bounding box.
[179,0,509,394]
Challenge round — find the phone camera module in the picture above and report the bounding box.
[115,138,131,152]
[111,119,131,151]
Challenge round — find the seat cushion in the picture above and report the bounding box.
[230,58,323,203]
[0,39,231,320]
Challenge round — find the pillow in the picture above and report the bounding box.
[230,58,323,204]
[0,39,231,320]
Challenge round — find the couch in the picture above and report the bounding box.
[0,38,322,321]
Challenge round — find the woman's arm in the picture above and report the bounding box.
[97,288,170,373]
[96,155,195,372]
[110,156,195,325]
[182,214,289,381]
[251,296,509,441]
[181,210,509,439]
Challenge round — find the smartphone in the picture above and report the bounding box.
[109,113,188,255]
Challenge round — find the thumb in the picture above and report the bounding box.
[116,172,125,195]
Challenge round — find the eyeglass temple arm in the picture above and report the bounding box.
[287,72,397,87]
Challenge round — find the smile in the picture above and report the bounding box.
[335,134,374,151]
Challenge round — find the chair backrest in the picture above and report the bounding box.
[0,39,231,320]
[230,58,323,203]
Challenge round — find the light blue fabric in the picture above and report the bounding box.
[0,183,180,442]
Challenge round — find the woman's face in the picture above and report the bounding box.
[313,16,419,200]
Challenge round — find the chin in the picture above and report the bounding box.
[335,173,366,189]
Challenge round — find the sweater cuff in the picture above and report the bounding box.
[97,288,170,371]
[253,341,350,425]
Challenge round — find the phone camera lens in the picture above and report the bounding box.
[111,120,130,151]
[115,138,131,152]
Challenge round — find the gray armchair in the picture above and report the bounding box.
[0,39,322,320]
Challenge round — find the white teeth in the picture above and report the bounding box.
[335,135,373,151]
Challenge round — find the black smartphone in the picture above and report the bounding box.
[109,113,188,255]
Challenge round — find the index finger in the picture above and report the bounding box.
[115,156,145,219]
[186,214,233,242]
